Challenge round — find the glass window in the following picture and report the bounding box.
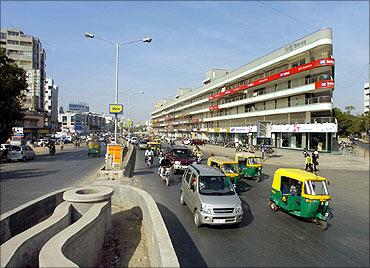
[304,181,329,195]
[184,170,192,184]
[0,32,6,39]
[221,163,239,173]
[172,149,192,157]
[198,176,234,195]
[7,40,19,45]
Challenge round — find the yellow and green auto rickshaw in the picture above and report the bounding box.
[87,141,101,156]
[268,168,332,230]
[207,156,240,186]
[235,152,262,180]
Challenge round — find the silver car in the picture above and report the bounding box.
[7,145,35,162]
[180,164,243,227]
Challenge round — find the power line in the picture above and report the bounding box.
[257,1,318,31]
[337,63,368,88]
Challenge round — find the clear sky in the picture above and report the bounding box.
[1,1,369,123]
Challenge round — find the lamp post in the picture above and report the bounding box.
[84,32,151,143]
[120,91,144,136]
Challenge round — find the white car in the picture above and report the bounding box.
[7,145,35,162]
[36,139,49,147]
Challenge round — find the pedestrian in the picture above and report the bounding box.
[60,141,64,151]
[235,140,240,152]
[312,148,319,172]
[305,153,313,172]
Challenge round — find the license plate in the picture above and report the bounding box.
[213,219,226,223]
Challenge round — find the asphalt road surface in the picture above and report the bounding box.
[133,147,369,267]
[0,144,105,213]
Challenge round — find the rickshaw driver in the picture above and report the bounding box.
[145,148,154,163]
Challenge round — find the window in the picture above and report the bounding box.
[20,41,32,46]
[7,40,19,45]
[48,106,52,110]
[184,170,193,184]
[0,32,6,39]
[288,97,291,107]
[7,31,19,36]
[288,80,291,89]
[304,181,329,195]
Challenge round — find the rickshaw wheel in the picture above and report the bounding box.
[319,220,328,231]
[269,201,279,212]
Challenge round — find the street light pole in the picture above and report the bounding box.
[84,32,151,144]
[114,44,120,143]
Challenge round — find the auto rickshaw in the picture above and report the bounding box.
[268,168,332,230]
[235,152,262,180]
[147,141,161,155]
[207,156,240,186]
[87,141,101,156]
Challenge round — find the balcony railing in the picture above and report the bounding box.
[310,117,337,123]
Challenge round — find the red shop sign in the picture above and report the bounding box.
[208,58,335,101]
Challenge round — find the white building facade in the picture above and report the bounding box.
[44,78,59,132]
[151,29,337,152]
[364,82,369,113]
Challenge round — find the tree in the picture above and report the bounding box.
[0,48,28,144]
[344,105,355,115]
[333,107,368,137]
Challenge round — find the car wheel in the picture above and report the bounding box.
[194,210,202,227]
[180,191,185,205]
[22,156,26,162]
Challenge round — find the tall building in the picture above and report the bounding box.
[0,28,46,139]
[68,103,89,113]
[151,28,337,151]
[364,82,369,113]
[44,78,59,132]
[58,111,106,135]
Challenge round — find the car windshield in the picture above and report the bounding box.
[221,164,239,173]
[173,149,192,157]
[199,176,235,195]
[304,180,329,195]
[9,146,21,151]
[247,158,261,165]
[139,141,147,144]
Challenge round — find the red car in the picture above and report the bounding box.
[166,145,196,173]
[191,139,205,146]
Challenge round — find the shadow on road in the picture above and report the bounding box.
[156,203,207,267]
[0,168,58,180]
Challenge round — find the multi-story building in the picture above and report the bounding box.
[151,28,337,151]
[68,102,90,113]
[44,78,59,132]
[0,28,46,140]
[364,82,369,113]
[58,111,106,136]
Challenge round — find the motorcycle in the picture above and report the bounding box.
[49,146,56,156]
[146,156,153,168]
[196,153,202,164]
[160,167,172,186]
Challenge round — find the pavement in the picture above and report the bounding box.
[200,144,370,170]
[131,145,369,267]
[0,143,105,213]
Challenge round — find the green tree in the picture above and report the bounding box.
[0,48,28,144]
[334,107,368,137]
[344,105,355,115]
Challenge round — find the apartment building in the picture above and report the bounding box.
[0,28,46,139]
[68,102,90,113]
[151,28,337,151]
[364,82,369,113]
[44,78,59,132]
[58,111,106,135]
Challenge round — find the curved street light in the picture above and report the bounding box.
[84,32,151,143]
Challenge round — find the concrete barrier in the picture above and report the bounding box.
[1,188,70,244]
[39,201,110,267]
[1,202,72,267]
[95,182,179,267]
[123,145,136,178]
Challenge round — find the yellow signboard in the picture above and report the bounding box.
[107,144,123,164]
[109,104,123,114]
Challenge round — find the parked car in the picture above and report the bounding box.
[182,139,191,145]
[36,138,49,147]
[180,164,243,227]
[7,145,35,162]
[138,140,148,150]
[1,144,11,158]
[166,145,196,173]
[191,139,206,146]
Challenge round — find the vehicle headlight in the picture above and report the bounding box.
[325,201,330,206]
[235,205,243,213]
[200,204,212,214]
[174,161,181,165]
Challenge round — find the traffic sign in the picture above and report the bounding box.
[109,104,123,114]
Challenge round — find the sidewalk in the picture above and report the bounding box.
[198,144,369,171]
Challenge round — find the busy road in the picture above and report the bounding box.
[0,144,105,213]
[133,144,369,267]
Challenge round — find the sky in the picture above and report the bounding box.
[1,1,369,123]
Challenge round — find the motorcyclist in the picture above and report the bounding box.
[158,149,165,164]
[192,145,203,162]
[145,148,154,164]
[48,141,56,156]
[159,156,172,177]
